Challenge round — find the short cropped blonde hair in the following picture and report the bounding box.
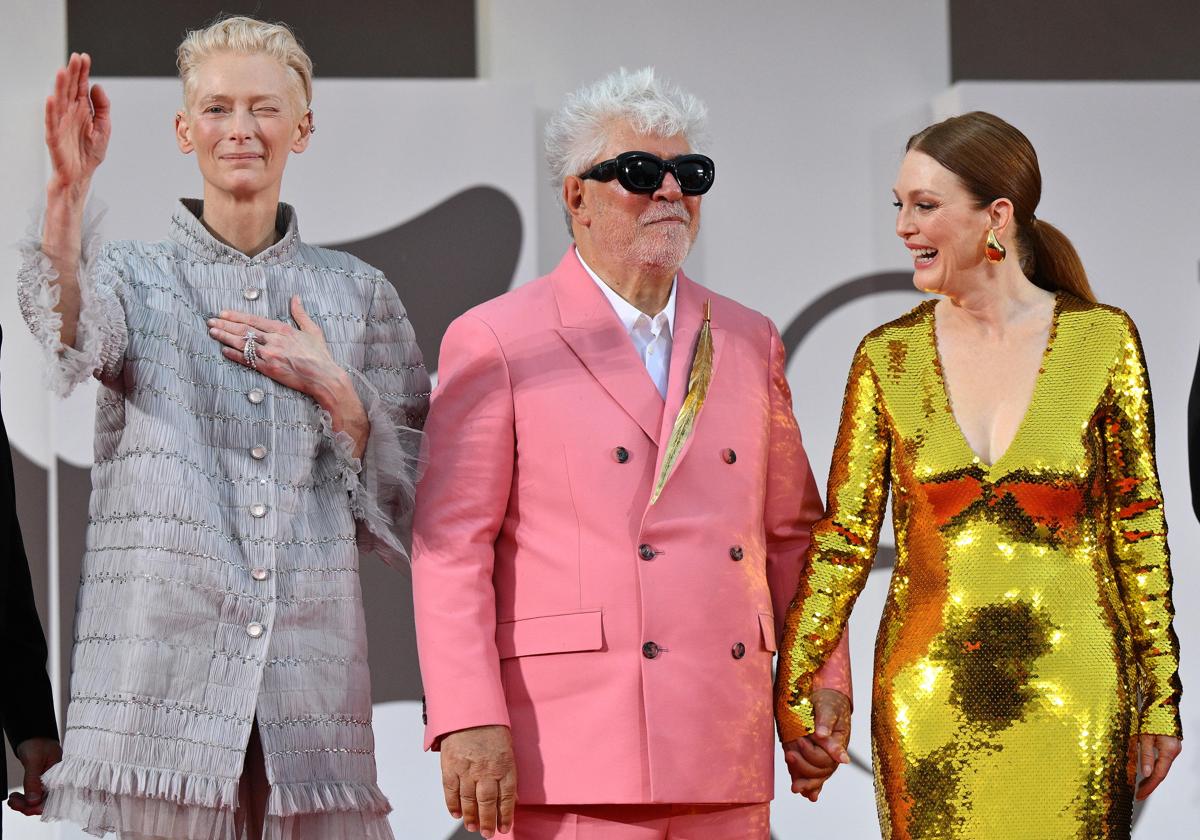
[176,15,313,113]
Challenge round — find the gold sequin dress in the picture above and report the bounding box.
[777,294,1182,839]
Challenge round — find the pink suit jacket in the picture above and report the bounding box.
[412,249,850,805]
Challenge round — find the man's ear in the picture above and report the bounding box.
[175,111,194,154]
[563,176,590,228]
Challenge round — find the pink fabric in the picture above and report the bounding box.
[507,802,771,839]
[412,249,851,805]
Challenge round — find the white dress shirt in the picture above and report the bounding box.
[576,249,677,399]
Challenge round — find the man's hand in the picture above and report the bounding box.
[6,737,62,815]
[440,724,517,838]
[783,688,851,801]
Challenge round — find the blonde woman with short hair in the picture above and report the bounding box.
[16,15,427,839]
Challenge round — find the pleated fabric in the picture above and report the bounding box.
[15,199,430,839]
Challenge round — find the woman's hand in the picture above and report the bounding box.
[46,52,110,197]
[41,52,112,348]
[782,688,852,801]
[208,296,369,455]
[1136,734,1181,800]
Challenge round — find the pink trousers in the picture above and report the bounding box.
[505,803,771,839]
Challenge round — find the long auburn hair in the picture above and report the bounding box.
[906,111,1096,302]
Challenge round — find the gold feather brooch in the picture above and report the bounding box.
[650,299,713,504]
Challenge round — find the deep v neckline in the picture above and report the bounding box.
[928,293,1062,473]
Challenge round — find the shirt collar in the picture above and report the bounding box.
[575,247,677,337]
[169,198,301,266]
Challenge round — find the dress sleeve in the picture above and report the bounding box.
[776,339,891,741]
[761,318,851,700]
[1102,315,1182,738]
[15,200,126,395]
[319,277,429,567]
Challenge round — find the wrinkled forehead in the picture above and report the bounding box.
[184,50,306,112]
[597,121,692,161]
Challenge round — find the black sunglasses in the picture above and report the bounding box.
[580,151,716,195]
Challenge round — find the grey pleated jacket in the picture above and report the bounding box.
[16,200,429,840]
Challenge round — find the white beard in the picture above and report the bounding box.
[596,200,698,271]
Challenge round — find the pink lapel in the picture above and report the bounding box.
[552,250,665,442]
[650,271,725,489]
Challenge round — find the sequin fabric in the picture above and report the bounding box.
[777,295,1182,839]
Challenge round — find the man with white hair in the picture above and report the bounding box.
[412,68,852,839]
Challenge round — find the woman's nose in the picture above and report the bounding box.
[229,109,255,140]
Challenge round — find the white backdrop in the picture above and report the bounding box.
[3,1,1197,837]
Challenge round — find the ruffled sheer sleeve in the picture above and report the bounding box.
[319,277,429,567]
[15,200,126,395]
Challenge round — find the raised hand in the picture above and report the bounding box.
[39,52,113,350]
[46,52,111,195]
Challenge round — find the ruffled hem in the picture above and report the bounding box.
[263,810,395,840]
[16,197,126,396]
[42,790,395,840]
[317,369,425,567]
[42,756,239,809]
[268,780,391,817]
[42,786,235,840]
[42,777,394,840]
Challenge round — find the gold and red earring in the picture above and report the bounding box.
[984,228,1006,263]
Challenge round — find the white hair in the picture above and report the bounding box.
[177,15,313,113]
[544,67,709,232]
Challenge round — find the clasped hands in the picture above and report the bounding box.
[435,689,851,840]
[783,687,853,802]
